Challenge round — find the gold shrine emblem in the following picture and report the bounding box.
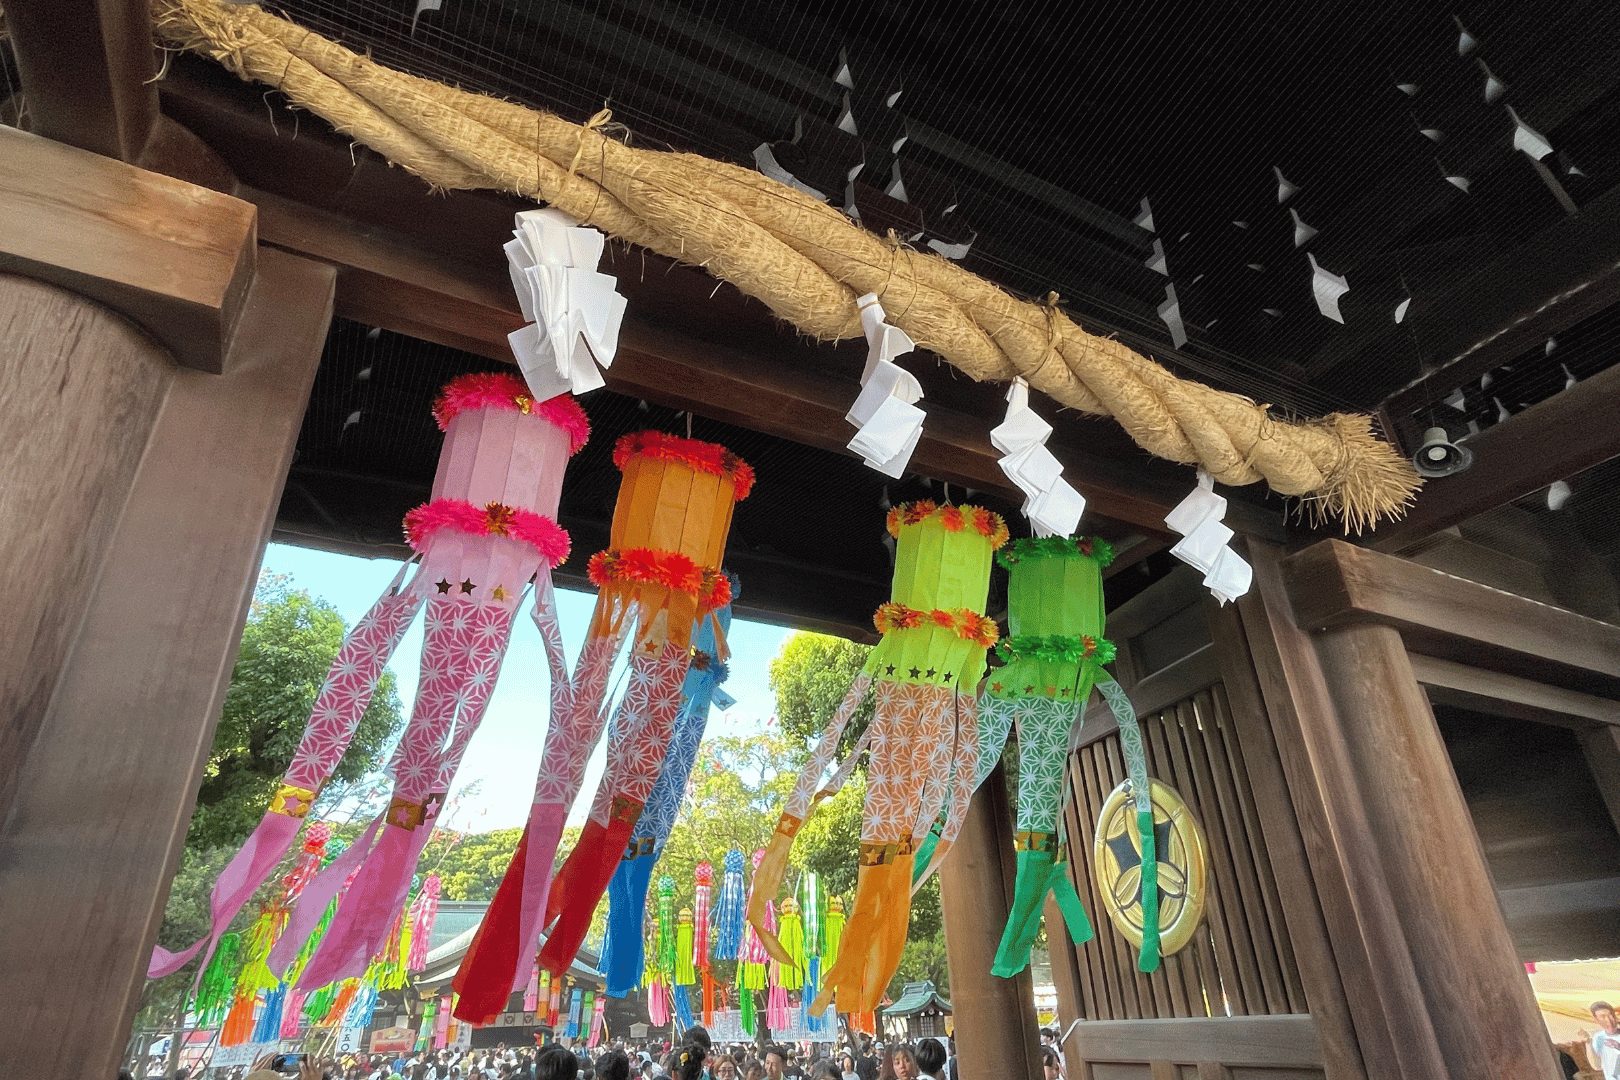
[1093,778,1209,956]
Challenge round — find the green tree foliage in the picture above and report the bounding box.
[768,633,873,759]
[184,575,405,850]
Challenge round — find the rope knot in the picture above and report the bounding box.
[568,106,614,179]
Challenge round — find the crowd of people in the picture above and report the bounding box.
[128,1021,1050,1080]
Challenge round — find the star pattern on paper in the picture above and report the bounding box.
[285,588,422,790]
[533,628,628,806]
[460,579,476,595]
[784,674,872,821]
[1014,696,1078,834]
[436,578,453,594]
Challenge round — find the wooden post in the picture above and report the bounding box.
[1236,540,1559,1080]
[939,763,1042,1077]
[0,249,335,1078]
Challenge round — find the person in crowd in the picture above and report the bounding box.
[710,1056,737,1080]
[835,1053,857,1080]
[761,1047,788,1080]
[535,1047,580,1080]
[667,1045,705,1080]
[741,1059,763,1080]
[1042,1048,1063,1080]
[911,1042,944,1080]
[595,1048,630,1080]
[1593,1001,1620,1080]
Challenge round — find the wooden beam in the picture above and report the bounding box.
[1408,655,1620,730]
[241,185,1286,540]
[1370,358,1620,552]
[0,249,334,1078]
[0,127,258,373]
[3,0,158,162]
[1580,725,1620,843]
[1234,540,1441,1079]
[1285,539,1620,694]
[1306,620,1559,1080]
[1374,181,1620,451]
[0,273,174,819]
[1069,1015,1323,1069]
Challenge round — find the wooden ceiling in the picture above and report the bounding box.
[6,0,1620,626]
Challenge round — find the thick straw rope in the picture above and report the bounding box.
[154,0,1421,531]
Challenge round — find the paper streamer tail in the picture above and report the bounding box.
[746,824,797,967]
[297,818,430,989]
[148,811,302,980]
[604,854,656,996]
[1137,807,1161,972]
[270,815,380,974]
[810,853,912,1015]
[539,812,638,974]
[671,984,695,1030]
[1050,861,1094,945]
[991,849,1092,977]
[909,827,942,887]
[452,802,567,1024]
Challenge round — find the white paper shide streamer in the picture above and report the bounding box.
[845,293,926,477]
[504,208,628,399]
[991,378,1086,537]
[1165,470,1252,604]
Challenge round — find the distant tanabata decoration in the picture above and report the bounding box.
[453,432,750,1023]
[150,372,584,988]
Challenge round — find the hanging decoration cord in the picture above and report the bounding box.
[153,0,1420,532]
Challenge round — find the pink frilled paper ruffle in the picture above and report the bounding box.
[433,371,590,455]
[404,499,570,567]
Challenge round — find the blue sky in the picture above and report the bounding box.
[261,542,792,831]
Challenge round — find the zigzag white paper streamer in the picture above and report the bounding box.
[1165,470,1252,604]
[991,378,1085,537]
[504,208,628,399]
[844,294,926,477]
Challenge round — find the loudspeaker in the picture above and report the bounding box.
[1412,426,1473,478]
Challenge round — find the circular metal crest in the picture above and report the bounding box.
[1092,777,1209,956]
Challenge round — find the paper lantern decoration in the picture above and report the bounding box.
[672,906,697,1029]
[603,585,736,996]
[267,374,581,991]
[455,433,749,1022]
[979,536,1115,975]
[588,991,607,1047]
[692,860,716,1024]
[756,501,1004,1015]
[155,375,582,984]
[409,874,442,972]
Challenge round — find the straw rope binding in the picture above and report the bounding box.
[153,0,1422,531]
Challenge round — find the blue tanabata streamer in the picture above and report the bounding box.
[252,986,285,1044]
[711,849,746,961]
[565,988,583,1038]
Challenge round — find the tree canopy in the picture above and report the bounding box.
[768,632,873,760]
[184,575,405,850]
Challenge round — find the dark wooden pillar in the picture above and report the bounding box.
[0,250,333,1079]
[0,128,336,1078]
[1238,540,1559,1080]
[939,763,1042,1077]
